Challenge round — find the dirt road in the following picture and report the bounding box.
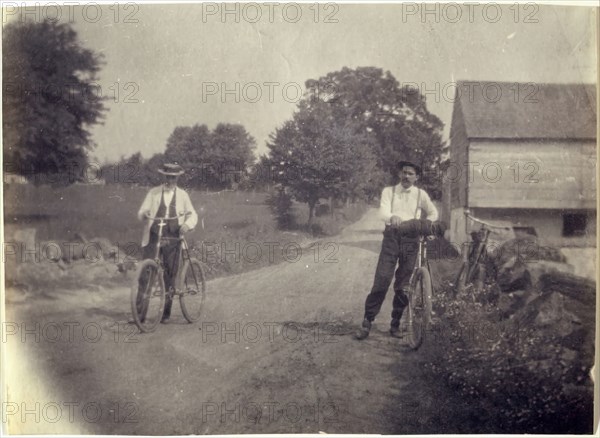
[5,209,469,434]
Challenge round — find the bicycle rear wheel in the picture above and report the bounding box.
[131,260,165,332]
[179,258,206,323]
[407,267,432,350]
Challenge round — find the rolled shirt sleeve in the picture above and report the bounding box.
[379,186,393,223]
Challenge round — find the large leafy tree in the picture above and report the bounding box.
[3,20,106,183]
[164,123,256,189]
[268,99,377,224]
[304,66,445,199]
[265,66,445,223]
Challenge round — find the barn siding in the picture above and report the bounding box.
[448,97,469,211]
[468,139,596,209]
[473,207,596,248]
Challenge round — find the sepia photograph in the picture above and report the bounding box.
[2,1,598,435]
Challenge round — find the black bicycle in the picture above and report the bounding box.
[454,209,511,298]
[405,235,433,350]
[131,214,206,333]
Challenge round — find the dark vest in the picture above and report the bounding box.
[152,187,178,236]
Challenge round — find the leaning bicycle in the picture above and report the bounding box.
[131,213,206,333]
[454,209,511,298]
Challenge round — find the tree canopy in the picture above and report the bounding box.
[268,99,377,223]
[3,20,106,183]
[164,123,256,189]
[104,123,256,190]
[304,66,445,198]
[266,66,445,222]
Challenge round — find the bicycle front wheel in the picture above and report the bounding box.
[179,258,206,323]
[407,267,432,350]
[131,260,165,333]
[455,261,469,296]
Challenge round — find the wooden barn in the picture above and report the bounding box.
[442,81,597,266]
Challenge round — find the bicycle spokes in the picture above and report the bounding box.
[131,261,165,333]
[179,259,206,323]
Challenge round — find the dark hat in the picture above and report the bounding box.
[396,160,422,176]
[158,163,184,176]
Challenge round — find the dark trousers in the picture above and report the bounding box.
[363,226,419,324]
[141,229,181,319]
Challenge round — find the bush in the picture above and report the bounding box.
[266,190,296,230]
[423,277,594,433]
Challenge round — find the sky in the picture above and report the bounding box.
[5,2,597,163]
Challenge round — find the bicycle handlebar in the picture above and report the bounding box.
[464,210,512,231]
[144,212,190,221]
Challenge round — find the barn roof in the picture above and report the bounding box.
[456,81,597,140]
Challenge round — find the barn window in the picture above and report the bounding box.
[562,213,588,237]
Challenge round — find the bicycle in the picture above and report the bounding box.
[404,235,434,350]
[454,210,511,298]
[131,213,206,333]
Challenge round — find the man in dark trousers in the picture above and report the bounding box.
[137,163,198,323]
[355,160,438,340]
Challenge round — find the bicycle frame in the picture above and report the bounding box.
[458,211,512,291]
[407,236,427,286]
[468,228,491,268]
[146,213,196,293]
[132,213,205,332]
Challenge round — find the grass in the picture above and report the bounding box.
[4,184,368,282]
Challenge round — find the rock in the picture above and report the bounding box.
[496,248,577,293]
[540,272,596,306]
[527,260,575,289]
[530,293,578,338]
[90,237,118,261]
[493,236,566,272]
[534,292,565,325]
[497,256,531,292]
[497,289,534,318]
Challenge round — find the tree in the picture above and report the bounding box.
[3,20,106,183]
[304,66,445,198]
[243,154,275,191]
[268,99,377,225]
[165,125,212,188]
[141,153,168,187]
[164,123,256,189]
[266,66,445,224]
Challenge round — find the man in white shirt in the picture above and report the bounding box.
[355,160,438,340]
[137,163,198,323]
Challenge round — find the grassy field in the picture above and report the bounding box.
[4,184,368,279]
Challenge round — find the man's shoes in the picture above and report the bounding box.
[354,319,371,340]
[161,299,172,324]
[390,318,401,337]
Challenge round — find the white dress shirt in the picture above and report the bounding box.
[379,184,438,225]
[137,185,198,247]
[161,186,174,207]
